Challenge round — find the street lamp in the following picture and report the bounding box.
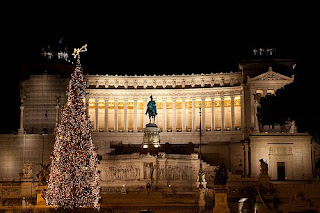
[199,108,202,161]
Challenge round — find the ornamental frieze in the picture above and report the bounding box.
[85,72,241,89]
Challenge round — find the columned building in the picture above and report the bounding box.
[2,55,317,183]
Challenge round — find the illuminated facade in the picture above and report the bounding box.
[19,65,295,144]
[1,57,319,181]
[1,55,320,212]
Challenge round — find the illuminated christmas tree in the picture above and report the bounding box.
[45,44,100,209]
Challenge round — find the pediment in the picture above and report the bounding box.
[248,67,294,82]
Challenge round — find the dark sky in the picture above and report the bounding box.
[0,13,316,134]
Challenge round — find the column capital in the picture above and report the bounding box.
[201,97,206,101]
[220,95,225,101]
[95,98,100,102]
[181,97,186,101]
[162,97,167,102]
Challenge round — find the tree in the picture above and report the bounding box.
[258,60,320,142]
[45,45,100,209]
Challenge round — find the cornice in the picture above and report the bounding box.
[85,72,242,89]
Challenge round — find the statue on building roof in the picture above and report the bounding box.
[146,95,157,124]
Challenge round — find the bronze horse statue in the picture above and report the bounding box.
[145,95,157,123]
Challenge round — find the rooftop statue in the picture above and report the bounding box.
[146,95,157,124]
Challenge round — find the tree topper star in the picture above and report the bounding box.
[72,44,87,59]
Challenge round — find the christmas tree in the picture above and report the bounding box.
[45,44,100,209]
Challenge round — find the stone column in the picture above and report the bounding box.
[221,95,225,131]
[172,98,176,132]
[250,88,256,130]
[240,92,245,131]
[95,98,99,132]
[143,98,148,127]
[201,97,205,131]
[211,95,215,131]
[254,98,259,132]
[182,97,186,132]
[114,99,118,132]
[124,99,128,132]
[104,98,108,132]
[133,98,138,133]
[18,102,25,135]
[163,98,167,132]
[231,95,235,130]
[192,98,196,132]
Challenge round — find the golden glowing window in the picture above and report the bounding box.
[234,96,241,106]
[214,100,221,107]
[128,102,134,109]
[89,100,95,109]
[224,100,231,107]
[166,102,173,109]
[176,101,182,109]
[118,102,124,109]
[138,102,144,109]
[195,101,201,108]
[108,101,115,109]
[98,100,105,109]
[186,101,192,109]
[205,100,211,108]
[267,89,274,95]
[256,89,264,95]
[156,102,163,109]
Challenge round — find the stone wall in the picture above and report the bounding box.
[98,152,216,192]
[250,133,314,180]
[0,134,54,181]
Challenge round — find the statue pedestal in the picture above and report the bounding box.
[36,185,47,205]
[198,188,207,208]
[141,123,161,154]
[213,185,230,213]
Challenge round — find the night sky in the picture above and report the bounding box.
[0,13,316,134]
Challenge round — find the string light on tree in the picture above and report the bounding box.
[45,44,100,210]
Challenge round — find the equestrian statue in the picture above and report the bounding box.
[145,95,157,124]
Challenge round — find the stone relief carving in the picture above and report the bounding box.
[144,162,154,179]
[102,165,141,181]
[22,162,33,179]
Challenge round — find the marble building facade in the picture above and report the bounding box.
[1,57,319,187]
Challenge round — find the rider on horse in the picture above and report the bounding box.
[145,95,157,123]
